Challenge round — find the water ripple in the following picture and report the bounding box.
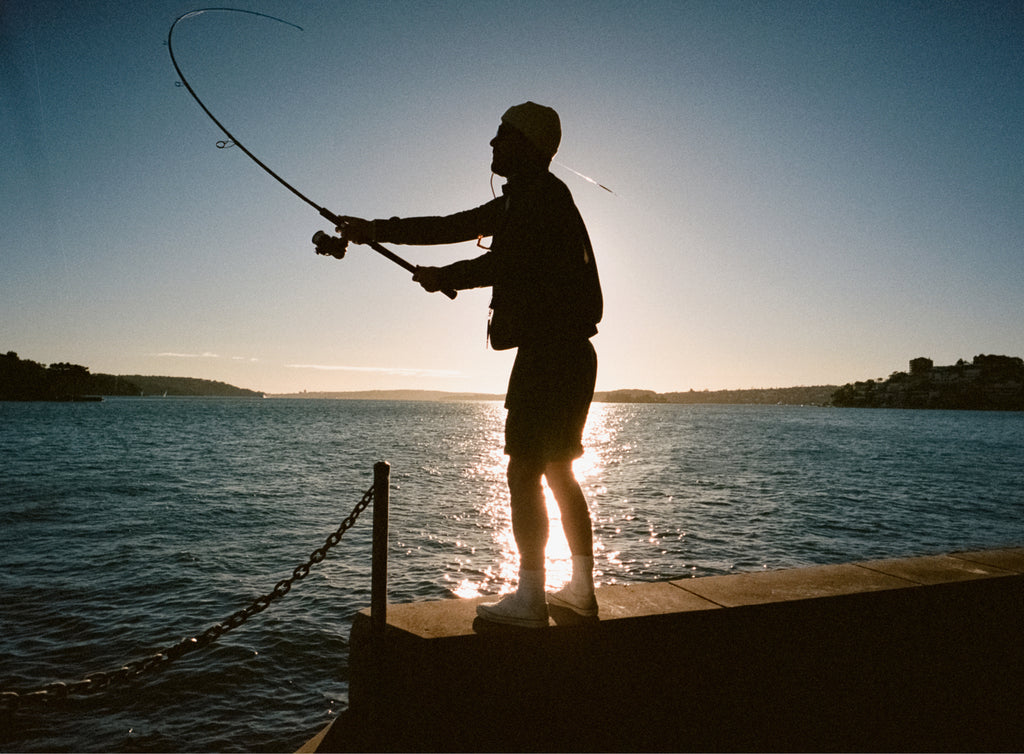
[1,399,1021,750]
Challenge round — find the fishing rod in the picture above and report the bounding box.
[167,8,456,299]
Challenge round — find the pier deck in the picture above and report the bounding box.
[306,547,1023,752]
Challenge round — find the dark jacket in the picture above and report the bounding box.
[374,171,602,349]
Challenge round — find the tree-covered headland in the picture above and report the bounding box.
[0,352,263,400]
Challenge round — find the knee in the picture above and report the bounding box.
[544,461,579,496]
[507,456,545,496]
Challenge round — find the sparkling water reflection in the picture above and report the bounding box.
[445,401,624,597]
[1,398,1021,753]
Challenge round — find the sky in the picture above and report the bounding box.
[2,1,1022,395]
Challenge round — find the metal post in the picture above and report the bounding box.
[371,461,390,637]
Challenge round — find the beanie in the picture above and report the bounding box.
[501,101,561,160]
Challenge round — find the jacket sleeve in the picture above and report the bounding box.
[373,197,505,246]
[437,252,497,290]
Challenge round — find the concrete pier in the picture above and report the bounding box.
[307,547,1023,752]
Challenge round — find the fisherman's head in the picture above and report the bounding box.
[490,101,560,177]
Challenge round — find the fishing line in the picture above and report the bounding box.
[480,162,613,248]
[167,8,456,299]
[488,165,615,199]
[553,161,616,195]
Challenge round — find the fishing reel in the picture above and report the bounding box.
[312,230,348,259]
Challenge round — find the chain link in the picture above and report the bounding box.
[1,484,374,710]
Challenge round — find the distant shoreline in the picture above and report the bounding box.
[264,386,839,406]
[7,350,1021,409]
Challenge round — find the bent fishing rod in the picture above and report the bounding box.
[167,8,456,299]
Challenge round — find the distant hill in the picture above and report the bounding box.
[597,386,837,405]
[1,351,263,400]
[119,375,263,398]
[267,389,504,402]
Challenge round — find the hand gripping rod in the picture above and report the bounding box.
[317,209,456,300]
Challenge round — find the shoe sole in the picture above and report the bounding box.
[475,604,549,628]
[547,592,599,617]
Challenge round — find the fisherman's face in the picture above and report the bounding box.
[490,123,535,177]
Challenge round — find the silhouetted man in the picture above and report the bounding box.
[337,102,602,627]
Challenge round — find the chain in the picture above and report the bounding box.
[1,484,374,710]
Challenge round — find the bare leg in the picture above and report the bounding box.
[544,460,593,556]
[475,455,551,627]
[506,456,549,571]
[544,460,598,616]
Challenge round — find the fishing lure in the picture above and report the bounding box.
[167,8,456,298]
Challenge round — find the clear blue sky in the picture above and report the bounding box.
[3,1,1021,394]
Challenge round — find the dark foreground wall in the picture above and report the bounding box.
[306,548,1023,752]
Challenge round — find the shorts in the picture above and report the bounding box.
[504,338,597,462]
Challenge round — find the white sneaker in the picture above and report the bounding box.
[547,585,599,617]
[476,591,549,628]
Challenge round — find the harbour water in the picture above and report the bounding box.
[1,397,1021,752]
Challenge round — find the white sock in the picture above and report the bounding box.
[518,568,546,600]
[569,555,595,595]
